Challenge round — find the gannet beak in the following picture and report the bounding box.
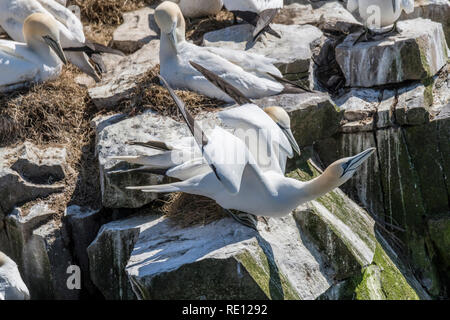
[341,148,376,177]
[279,125,301,156]
[43,35,67,65]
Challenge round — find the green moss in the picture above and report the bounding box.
[372,243,420,300]
[236,248,300,300]
[421,77,434,107]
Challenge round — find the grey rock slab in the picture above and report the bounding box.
[120,214,333,300]
[93,111,191,209]
[399,0,450,44]
[275,2,362,34]
[88,39,160,109]
[112,7,158,54]
[203,23,323,81]
[336,18,448,87]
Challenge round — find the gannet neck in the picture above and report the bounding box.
[175,8,186,43]
[294,170,340,205]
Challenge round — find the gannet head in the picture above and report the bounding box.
[155,1,186,54]
[324,148,376,186]
[23,13,67,65]
[264,106,301,156]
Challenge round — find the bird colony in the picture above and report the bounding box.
[0,0,449,300]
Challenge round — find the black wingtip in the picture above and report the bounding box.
[189,60,253,106]
[267,72,313,93]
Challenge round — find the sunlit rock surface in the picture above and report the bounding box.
[203,23,323,82]
[336,18,448,87]
[87,155,425,300]
[112,7,158,54]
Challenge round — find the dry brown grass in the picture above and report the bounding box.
[119,65,224,119]
[0,66,102,216]
[186,10,234,44]
[70,0,157,25]
[161,193,226,228]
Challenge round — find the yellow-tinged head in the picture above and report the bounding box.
[155,1,186,53]
[23,13,67,64]
[264,106,301,156]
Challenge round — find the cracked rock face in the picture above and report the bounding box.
[0,143,67,215]
[315,67,450,297]
[203,23,323,82]
[112,7,158,54]
[87,155,424,300]
[336,18,448,88]
[275,2,362,34]
[399,0,450,44]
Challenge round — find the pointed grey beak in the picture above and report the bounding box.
[279,125,301,156]
[43,35,67,65]
[341,148,376,177]
[392,0,397,13]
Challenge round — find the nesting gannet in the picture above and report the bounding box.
[0,0,123,82]
[125,75,376,229]
[0,12,68,92]
[347,0,415,44]
[155,1,308,103]
[0,251,30,300]
[167,0,224,18]
[222,0,283,41]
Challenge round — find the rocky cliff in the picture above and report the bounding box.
[0,1,448,300]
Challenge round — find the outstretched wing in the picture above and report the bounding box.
[159,74,258,195]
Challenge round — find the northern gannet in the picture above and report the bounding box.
[155,1,308,103]
[167,0,224,18]
[0,251,30,300]
[347,0,415,44]
[222,0,283,41]
[0,12,67,92]
[0,0,124,82]
[124,75,376,229]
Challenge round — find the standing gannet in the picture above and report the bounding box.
[155,1,308,103]
[0,12,68,92]
[347,0,415,44]
[0,0,123,82]
[167,0,224,18]
[125,75,376,229]
[0,251,30,300]
[222,0,283,41]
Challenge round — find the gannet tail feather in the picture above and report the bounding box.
[267,72,312,93]
[127,183,185,193]
[253,9,281,41]
[126,140,173,151]
[107,166,169,176]
[189,61,253,105]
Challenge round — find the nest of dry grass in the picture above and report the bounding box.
[70,0,157,25]
[0,66,102,215]
[161,193,226,228]
[117,64,225,119]
[186,10,234,45]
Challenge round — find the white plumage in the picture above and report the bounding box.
[222,0,283,13]
[0,12,67,92]
[347,0,415,29]
[0,251,30,300]
[155,1,285,103]
[0,0,106,81]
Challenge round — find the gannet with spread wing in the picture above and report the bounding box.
[122,75,376,229]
